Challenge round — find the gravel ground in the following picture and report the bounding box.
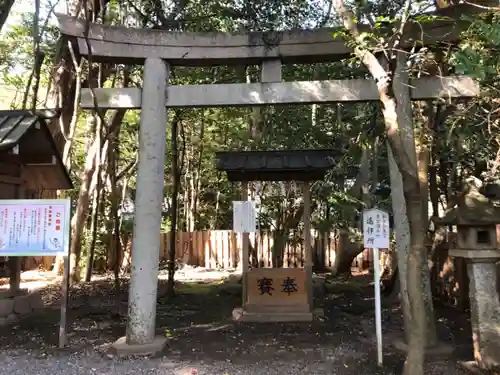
[0,270,476,375]
[0,350,473,375]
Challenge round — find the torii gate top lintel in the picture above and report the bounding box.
[56,12,465,67]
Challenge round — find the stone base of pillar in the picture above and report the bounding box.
[109,336,167,357]
[392,337,454,360]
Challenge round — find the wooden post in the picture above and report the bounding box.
[8,168,24,295]
[241,181,250,309]
[302,181,313,310]
[241,181,249,308]
[59,252,70,348]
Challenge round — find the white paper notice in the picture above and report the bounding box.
[363,208,390,249]
[233,201,256,233]
[0,199,71,256]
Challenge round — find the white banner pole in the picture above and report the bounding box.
[373,246,383,366]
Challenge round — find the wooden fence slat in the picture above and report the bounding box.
[260,232,264,267]
[210,231,216,269]
[222,231,227,268]
[26,229,389,273]
[197,231,202,266]
[264,232,269,268]
[229,232,238,268]
[204,231,210,268]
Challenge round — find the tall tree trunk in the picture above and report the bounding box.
[62,46,83,168]
[385,52,430,374]
[48,0,111,276]
[332,104,376,277]
[188,168,195,231]
[332,147,370,276]
[0,0,15,33]
[83,110,105,282]
[107,120,122,311]
[69,115,100,282]
[417,102,441,345]
[44,0,110,150]
[166,111,181,297]
[333,3,428,374]
[69,109,125,282]
[84,178,101,282]
[193,116,205,227]
[384,57,438,347]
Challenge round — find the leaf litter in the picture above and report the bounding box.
[0,270,475,374]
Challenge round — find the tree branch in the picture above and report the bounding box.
[333,0,418,182]
[117,155,138,181]
[334,1,390,90]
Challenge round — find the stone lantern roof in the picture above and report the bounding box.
[436,177,500,227]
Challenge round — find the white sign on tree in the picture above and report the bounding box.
[363,207,390,249]
[233,201,256,233]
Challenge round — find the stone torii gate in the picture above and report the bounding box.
[56,14,479,355]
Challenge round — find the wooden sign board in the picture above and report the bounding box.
[233,201,256,233]
[363,208,390,249]
[246,268,308,310]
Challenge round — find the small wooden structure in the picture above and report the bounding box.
[216,149,335,322]
[0,109,72,291]
[436,178,500,371]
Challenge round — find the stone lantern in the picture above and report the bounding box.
[436,178,500,371]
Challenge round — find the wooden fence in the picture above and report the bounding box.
[23,230,379,272]
[120,230,377,271]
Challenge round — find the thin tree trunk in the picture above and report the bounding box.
[69,115,99,282]
[188,170,195,231]
[166,111,181,297]
[417,102,440,345]
[192,115,205,228]
[83,110,105,282]
[84,180,101,282]
[332,104,376,276]
[332,147,370,276]
[44,0,110,151]
[69,109,125,282]
[62,42,83,168]
[22,0,43,111]
[107,121,122,311]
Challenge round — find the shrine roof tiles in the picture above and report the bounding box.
[0,110,72,190]
[215,149,337,182]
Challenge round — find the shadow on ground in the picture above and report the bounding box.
[0,273,475,374]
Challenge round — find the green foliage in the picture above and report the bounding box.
[450,12,500,81]
[0,4,58,108]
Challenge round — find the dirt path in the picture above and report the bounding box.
[0,272,475,375]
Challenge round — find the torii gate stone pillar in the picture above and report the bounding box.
[120,58,170,352]
[105,57,170,355]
